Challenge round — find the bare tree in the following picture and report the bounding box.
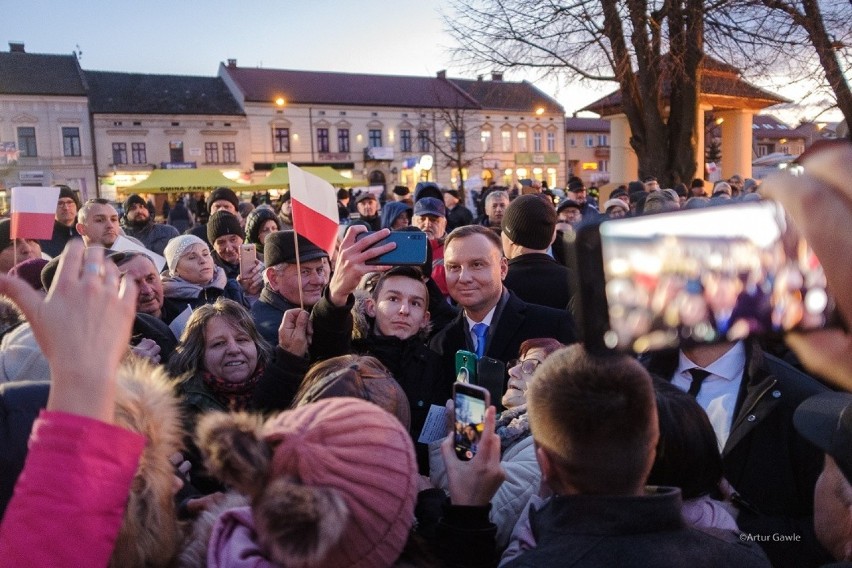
[706,0,852,135]
[446,0,705,186]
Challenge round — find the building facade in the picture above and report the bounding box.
[565,116,610,187]
[86,71,249,201]
[0,43,96,204]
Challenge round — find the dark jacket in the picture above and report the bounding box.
[429,290,577,394]
[310,292,452,474]
[643,342,832,567]
[503,253,573,311]
[120,218,179,257]
[503,487,769,567]
[0,381,49,519]
[167,201,192,234]
[39,220,79,258]
[250,285,299,347]
[446,204,474,233]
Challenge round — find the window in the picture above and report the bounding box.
[418,130,430,152]
[112,142,127,165]
[597,134,608,146]
[131,142,147,164]
[450,130,465,152]
[585,135,595,148]
[317,128,330,153]
[547,131,556,152]
[62,127,81,157]
[400,129,412,152]
[368,129,382,148]
[17,127,37,157]
[273,127,290,153]
[205,142,219,163]
[481,130,492,152]
[517,131,528,152]
[338,128,350,153]
[501,130,512,152]
[533,131,542,153]
[169,141,184,163]
[597,160,609,172]
[569,136,576,148]
[222,142,237,164]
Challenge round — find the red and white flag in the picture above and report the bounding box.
[288,163,340,255]
[11,186,60,240]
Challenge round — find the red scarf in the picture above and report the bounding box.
[202,365,264,411]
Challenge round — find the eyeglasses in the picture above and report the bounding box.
[507,358,541,375]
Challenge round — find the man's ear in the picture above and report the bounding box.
[75,222,86,237]
[364,297,377,318]
[265,266,279,291]
[420,309,431,330]
[499,256,509,281]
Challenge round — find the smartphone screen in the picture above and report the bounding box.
[453,382,490,461]
[355,231,428,265]
[454,350,477,383]
[577,201,838,353]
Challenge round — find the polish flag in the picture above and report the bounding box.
[11,186,60,240]
[288,163,340,256]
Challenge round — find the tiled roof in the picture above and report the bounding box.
[0,52,87,96]
[222,66,481,109]
[752,114,807,139]
[450,78,563,113]
[85,71,244,115]
[583,56,787,115]
[565,116,610,132]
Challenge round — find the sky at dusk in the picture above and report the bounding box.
[2,0,838,123]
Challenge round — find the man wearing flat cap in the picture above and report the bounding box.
[120,193,178,256]
[353,190,381,231]
[250,230,330,346]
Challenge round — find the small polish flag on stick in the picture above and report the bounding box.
[11,186,60,240]
[288,163,340,256]
[288,163,341,310]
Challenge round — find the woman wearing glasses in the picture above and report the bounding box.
[430,337,563,550]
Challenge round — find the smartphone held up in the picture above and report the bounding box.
[573,200,841,354]
[355,230,427,266]
[453,382,490,461]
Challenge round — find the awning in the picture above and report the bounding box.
[262,166,368,188]
[125,169,252,193]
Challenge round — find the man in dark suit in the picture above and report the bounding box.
[430,225,577,392]
[643,340,831,567]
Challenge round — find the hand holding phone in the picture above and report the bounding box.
[355,231,427,266]
[452,382,490,461]
[440,398,505,506]
[239,243,256,279]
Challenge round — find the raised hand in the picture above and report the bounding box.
[0,241,138,422]
[327,225,396,307]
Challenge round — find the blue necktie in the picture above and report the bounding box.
[472,323,489,358]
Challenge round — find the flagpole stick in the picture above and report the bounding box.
[293,219,305,311]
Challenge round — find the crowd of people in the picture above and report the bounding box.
[1,143,852,567]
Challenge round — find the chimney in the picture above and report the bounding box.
[491,71,503,81]
[477,74,483,81]
[227,58,237,68]
[436,69,446,79]
[9,41,25,53]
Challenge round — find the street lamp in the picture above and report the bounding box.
[275,97,286,107]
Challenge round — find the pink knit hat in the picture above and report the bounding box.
[262,397,417,567]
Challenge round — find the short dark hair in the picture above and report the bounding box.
[528,344,658,495]
[444,224,502,253]
[647,379,723,499]
[372,266,427,301]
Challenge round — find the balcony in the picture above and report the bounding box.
[594,146,610,158]
[364,147,394,161]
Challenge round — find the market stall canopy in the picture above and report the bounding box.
[262,166,368,188]
[125,169,254,193]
